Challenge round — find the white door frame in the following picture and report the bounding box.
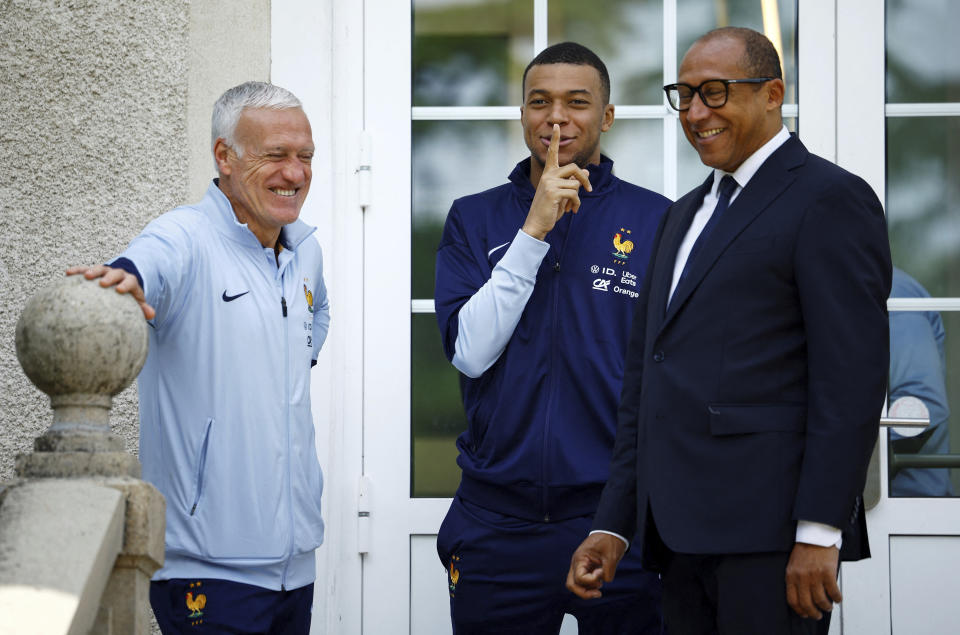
[273,0,367,632]
[359,0,449,632]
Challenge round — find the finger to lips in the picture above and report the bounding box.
[546,123,561,169]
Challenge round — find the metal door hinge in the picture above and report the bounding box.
[358,474,372,553]
[358,131,372,210]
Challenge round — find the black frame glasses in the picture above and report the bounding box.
[663,78,775,111]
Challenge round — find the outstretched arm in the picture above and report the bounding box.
[66,264,155,320]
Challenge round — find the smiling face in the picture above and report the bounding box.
[520,63,614,185]
[214,107,314,247]
[677,35,784,173]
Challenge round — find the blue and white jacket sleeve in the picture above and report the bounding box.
[435,205,548,378]
[110,210,197,327]
[312,247,331,363]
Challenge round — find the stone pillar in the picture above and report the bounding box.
[5,275,165,635]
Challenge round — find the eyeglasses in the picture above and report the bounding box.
[663,78,775,111]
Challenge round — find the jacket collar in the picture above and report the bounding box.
[508,154,616,200]
[204,179,316,251]
[659,134,808,328]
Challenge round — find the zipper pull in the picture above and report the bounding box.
[553,261,560,272]
[281,297,288,317]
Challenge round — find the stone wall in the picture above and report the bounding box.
[0,0,270,480]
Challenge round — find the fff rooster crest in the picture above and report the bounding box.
[612,227,634,262]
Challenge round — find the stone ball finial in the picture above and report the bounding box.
[15,275,148,448]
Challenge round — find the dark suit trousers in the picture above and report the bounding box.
[661,551,830,635]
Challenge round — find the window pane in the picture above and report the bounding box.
[412,119,529,298]
[887,307,959,498]
[886,116,960,297]
[413,0,534,106]
[886,0,960,103]
[412,312,465,497]
[547,0,663,104]
[676,0,798,104]
[600,118,664,194]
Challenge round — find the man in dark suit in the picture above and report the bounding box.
[565,26,891,634]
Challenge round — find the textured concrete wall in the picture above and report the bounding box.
[188,1,271,203]
[0,0,190,480]
[0,0,271,483]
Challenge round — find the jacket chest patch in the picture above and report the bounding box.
[583,227,642,300]
[610,227,635,264]
[588,264,640,300]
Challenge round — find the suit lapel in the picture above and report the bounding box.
[662,136,808,328]
[648,176,713,325]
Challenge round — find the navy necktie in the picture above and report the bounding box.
[678,174,738,284]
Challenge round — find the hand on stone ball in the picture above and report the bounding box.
[66,265,156,320]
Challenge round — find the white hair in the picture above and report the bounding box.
[211,81,302,169]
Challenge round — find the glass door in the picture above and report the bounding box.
[364,2,799,633]
[832,1,960,633]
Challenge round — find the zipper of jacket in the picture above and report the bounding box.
[539,210,579,522]
[280,272,294,591]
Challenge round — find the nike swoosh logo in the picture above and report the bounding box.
[222,290,250,302]
[487,242,511,259]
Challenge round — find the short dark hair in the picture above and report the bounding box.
[521,41,611,104]
[699,27,783,80]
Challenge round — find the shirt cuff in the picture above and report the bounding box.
[796,520,842,549]
[498,229,550,280]
[589,529,629,550]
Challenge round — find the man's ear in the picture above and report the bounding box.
[213,138,232,175]
[601,104,615,132]
[766,78,785,110]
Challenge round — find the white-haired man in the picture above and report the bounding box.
[69,81,329,634]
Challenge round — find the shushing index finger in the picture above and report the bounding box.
[546,124,561,169]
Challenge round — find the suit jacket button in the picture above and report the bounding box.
[653,351,665,362]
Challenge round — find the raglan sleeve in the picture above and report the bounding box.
[311,244,331,360]
[111,209,197,328]
[434,200,549,378]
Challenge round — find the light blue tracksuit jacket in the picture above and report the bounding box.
[118,180,330,590]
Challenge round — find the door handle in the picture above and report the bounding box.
[865,417,933,510]
[879,416,929,428]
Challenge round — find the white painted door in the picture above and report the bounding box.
[360,0,454,631]
[828,1,960,633]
